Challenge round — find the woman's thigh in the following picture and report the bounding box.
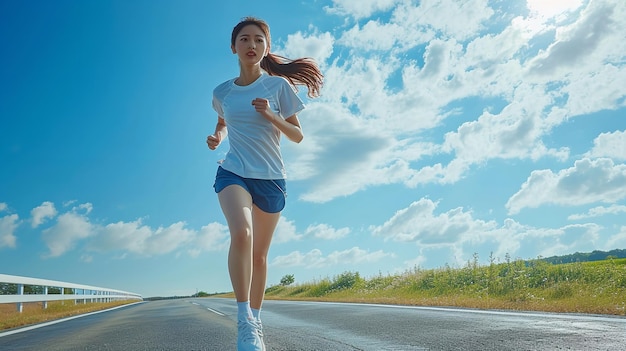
[218,184,254,235]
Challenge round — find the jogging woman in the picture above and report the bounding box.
[207,17,323,351]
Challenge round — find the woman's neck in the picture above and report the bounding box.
[236,67,263,86]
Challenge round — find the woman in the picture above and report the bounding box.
[207,17,323,351]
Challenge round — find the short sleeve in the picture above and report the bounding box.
[212,93,224,116]
[278,81,305,118]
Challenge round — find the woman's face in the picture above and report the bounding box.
[231,24,269,65]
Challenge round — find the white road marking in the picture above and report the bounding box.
[206,307,225,316]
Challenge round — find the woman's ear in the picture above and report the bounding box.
[231,44,236,54]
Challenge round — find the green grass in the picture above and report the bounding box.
[263,257,626,315]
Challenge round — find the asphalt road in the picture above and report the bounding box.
[0,298,624,350]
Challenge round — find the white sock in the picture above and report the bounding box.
[251,308,261,321]
[237,301,252,321]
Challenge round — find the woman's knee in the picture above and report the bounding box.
[252,252,267,268]
[230,227,253,248]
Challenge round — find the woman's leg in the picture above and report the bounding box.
[250,205,281,310]
[218,185,254,303]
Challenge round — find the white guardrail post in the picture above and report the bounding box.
[17,283,24,313]
[0,274,142,313]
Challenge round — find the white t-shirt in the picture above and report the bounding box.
[212,73,305,179]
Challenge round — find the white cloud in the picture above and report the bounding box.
[1,213,19,249]
[527,0,616,76]
[506,158,626,214]
[31,201,57,228]
[144,222,195,255]
[337,20,408,52]
[270,248,322,267]
[273,218,351,242]
[90,219,153,254]
[279,30,334,66]
[568,204,626,220]
[305,223,350,240]
[585,130,626,161]
[370,198,498,244]
[605,226,626,250]
[407,0,494,41]
[270,246,390,268]
[364,198,614,267]
[42,209,93,258]
[34,202,220,258]
[273,217,304,243]
[285,0,626,205]
[89,220,195,256]
[443,89,570,166]
[526,0,584,21]
[0,203,7,212]
[189,222,230,257]
[324,0,399,20]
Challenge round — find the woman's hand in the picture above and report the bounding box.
[207,117,227,150]
[252,98,276,122]
[251,98,304,143]
[206,133,221,150]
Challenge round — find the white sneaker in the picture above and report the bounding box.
[256,319,266,351]
[237,318,263,351]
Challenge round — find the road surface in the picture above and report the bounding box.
[1,298,624,350]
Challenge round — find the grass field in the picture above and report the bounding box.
[262,256,626,316]
[0,300,138,331]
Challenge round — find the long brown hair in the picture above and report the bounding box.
[231,17,323,98]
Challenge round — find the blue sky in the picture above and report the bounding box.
[1,0,625,298]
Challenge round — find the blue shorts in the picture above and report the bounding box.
[213,167,287,213]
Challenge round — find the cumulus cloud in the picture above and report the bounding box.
[568,204,626,220]
[42,207,93,258]
[32,201,225,258]
[88,220,195,256]
[605,226,626,250]
[370,198,498,244]
[305,223,350,240]
[31,201,57,228]
[527,1,615,76]
[409,0,494,41]
[362,197,610,268]
[283,0,626,205]
[506,158,626,214]
[1,212,19,249]
[15,198,354,259]
[585,130,626,161]
[443,91,570,165]
[272,217,304,243]
[189,222,230,257]
[526,0,584,21]
[273,217,353,243]
[279,30,334,66]
[270,246,390,268]
[324,0,399,20]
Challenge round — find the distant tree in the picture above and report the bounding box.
[280,274,295,286]
[541,249,626,265]
[0,283,17,295]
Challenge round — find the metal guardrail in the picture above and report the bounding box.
[0,274,143,312]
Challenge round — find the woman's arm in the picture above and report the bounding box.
[207,116,227,150]
[252,98,304,143]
